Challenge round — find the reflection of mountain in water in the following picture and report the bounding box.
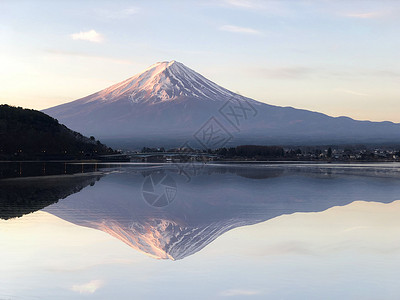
[0,173,102,220]
[44,164,400,260]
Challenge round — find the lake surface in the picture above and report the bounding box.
[1,161,400,299]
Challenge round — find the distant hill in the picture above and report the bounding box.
[0,105,115,160]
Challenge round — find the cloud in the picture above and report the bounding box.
[343,12,383,19]
[224,0,258,9]
[70,30,104,43]
[46,49,132,64]
[220,289,261,297]
[342,226,370,233]
[255,66,314,79]
[251,66,400,80]
[97,7,139,19]
[373,70,400,78]
[71,280,104,294]
[221,0,287,15]
[249,242,315,256]
[337,89,370,97]
[219,25,261,35]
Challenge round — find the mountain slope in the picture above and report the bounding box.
[0,105,114,159]
[43,61,400,148]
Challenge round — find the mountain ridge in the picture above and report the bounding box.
[0,104,114,159]
[43,61,400,148]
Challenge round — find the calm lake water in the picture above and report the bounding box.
[1,161,400,299]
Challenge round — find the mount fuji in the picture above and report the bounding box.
[44,60,400,148]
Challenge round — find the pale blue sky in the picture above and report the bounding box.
[1,0,399,121]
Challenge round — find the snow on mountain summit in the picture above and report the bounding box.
[42,60,259,141]
[90,60,237,104]
[43,60,400,148]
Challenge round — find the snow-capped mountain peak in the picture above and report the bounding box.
[90,60,236,104]
[43,60,400,147]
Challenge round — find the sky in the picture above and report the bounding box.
[0,0,399,122]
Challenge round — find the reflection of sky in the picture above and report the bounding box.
[1,200,400,299]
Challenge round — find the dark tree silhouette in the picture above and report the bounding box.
[327,147,332,158]
[0,105,115,160]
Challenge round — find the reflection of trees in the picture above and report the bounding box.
[225,167,284,179]
[0,174,102,220]
[137,165,285,180]
[164,164,400,180]
[0,162,100,179]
